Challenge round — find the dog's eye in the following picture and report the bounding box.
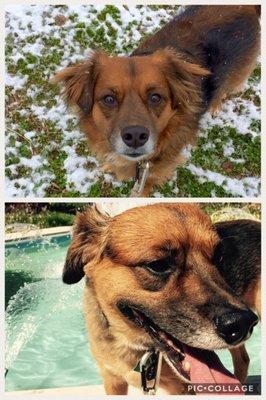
[149,93,162,104]
[102,95,117,107]
[144,256,176,276]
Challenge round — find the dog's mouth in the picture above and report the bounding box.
[121,152,150,161]
[126,152,144,158]
[118,303,242,386]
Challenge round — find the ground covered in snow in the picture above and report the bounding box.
[5,5,261,198]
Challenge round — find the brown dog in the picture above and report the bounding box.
[63,203,260,394]
[53,6,260,196]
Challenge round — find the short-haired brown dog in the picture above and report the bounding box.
[54,6,260,196]
[63,203,260,394]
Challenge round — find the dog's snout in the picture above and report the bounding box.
[121,125,149,149]
[214,310,258,346]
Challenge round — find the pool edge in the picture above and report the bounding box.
[5,226,73,242]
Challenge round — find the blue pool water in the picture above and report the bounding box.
[5,234,102,392]
[5,234,260,392]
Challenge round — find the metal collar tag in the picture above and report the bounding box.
[136,350,162,395]
[130,161,150,197]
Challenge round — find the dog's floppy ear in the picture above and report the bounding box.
[214,219,261,257]
[52,50,104,115]
[63,205,109,284]
[154,47,210,112]
[213,219,261,285]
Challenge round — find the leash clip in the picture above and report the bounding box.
[136,350,162,395]
[130,161,150,197]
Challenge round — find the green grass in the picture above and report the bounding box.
[5,203,89,230]
[6,209,74,229]
[5,5,260,198]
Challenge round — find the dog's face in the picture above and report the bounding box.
[63,203,258,367]
[54,49,208,161]
[91,54,175,160]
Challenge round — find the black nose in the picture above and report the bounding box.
[214,309,258,345]
[121,125,149,149]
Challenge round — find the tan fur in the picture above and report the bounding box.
[63,204,260,394]
[53,48,207,194]
[230,345,250,384]
[53,6,259,196]
[229,277,260,383]
[243,276,261,314]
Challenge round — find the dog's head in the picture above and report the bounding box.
[53,49,208,161]
[63,204,258,381]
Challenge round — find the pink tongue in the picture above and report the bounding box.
[183,345,243,394]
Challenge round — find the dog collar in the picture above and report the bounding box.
[130,161,150,197]
[134,350,162,395]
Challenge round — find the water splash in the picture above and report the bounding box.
[5,279,81,371]
[5,233,102,391]
[5,234,71,370]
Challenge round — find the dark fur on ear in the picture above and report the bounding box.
[154,48,210,113]
[52,50,103,114]
[63,205,109,284]
[213,219,261,296]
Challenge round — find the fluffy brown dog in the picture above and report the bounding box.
[63,203,260,394]
[54,6,260,196]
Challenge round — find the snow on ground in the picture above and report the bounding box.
[5,5,261,198]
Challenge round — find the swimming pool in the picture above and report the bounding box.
[5,233,261,392]
[5,233,102,392]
